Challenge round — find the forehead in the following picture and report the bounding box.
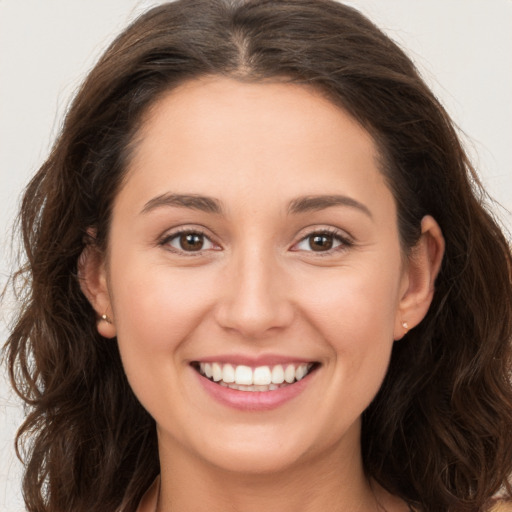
[134,76,376,160]
[120,76,392,217]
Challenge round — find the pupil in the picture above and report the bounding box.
[181,233,203,251]
[310,234,333,251]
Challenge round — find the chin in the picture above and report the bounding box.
[189,431,312,475]
[209,450,302,476]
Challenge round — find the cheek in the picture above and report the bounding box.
[294,260,403,345]
[107,255,224,425]
[292,259,403,408]
[110,259,218,349]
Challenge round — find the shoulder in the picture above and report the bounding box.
[135,476,160,512]
[490,501,512,512]
[410,501,512,512]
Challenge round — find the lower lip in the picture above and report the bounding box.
[195,369,315,411]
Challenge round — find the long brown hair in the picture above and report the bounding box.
[4,1,512,511]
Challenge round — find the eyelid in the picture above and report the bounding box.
[290,226,354,254]
[157,224,353,256]
[159,226,221,255]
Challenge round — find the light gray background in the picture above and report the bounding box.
[1,1,511,510]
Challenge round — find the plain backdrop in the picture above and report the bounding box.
[1,1,511,510]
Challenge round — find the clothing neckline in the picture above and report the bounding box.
[136,476,419,512]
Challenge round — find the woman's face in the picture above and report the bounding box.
[85,77,436,475]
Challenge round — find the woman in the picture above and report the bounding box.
[4,0,512,511]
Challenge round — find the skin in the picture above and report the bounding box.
[81,77,444,512]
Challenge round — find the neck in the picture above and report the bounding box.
[155,429,386,512]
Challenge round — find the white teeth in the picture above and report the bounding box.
[271,365,285,384]
[253,366,272,386]
[223,382,291,392]
[284,364,296,383]
[222,364,235,383]
[295,364,308,381]
[235,365,253,385]
[212,363,222,382]
[197,362,315,389]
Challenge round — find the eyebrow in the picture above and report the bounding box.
[140,192,372,219]
[288,195,373,218]
[141,193,223,215]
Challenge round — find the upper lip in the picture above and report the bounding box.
[191,354,318,367]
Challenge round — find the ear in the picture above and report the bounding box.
[78,236,117,339]
[394,215,445,340]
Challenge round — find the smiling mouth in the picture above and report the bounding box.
[192,361,319,392]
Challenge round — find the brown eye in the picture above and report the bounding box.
[165,231,216,253]
[293,230,350,253]
[308,234,334,251]
[180,233,204,251]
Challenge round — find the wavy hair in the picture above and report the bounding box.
[4,1,512,511]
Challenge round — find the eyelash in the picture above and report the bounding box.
[292,228,354,256]
[159,227,353,256]
[159,228,219,255]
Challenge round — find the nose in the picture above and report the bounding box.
[215,246,294,339]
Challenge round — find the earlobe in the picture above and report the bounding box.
[394,215,445,340]
[78,240,117,339]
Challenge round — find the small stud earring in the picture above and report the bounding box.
[402,321,409,330]
[101,314,112,324]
